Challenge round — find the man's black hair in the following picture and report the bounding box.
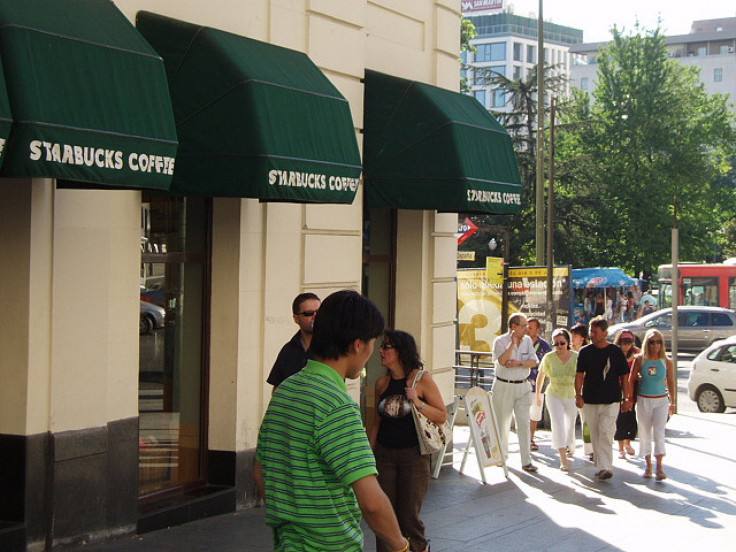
[292,292,320,315]
[310,290,384,360]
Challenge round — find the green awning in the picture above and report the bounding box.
[0,54,12,170]
[0,0,177,190]
[363,70,522,214]
[136,12,361,203]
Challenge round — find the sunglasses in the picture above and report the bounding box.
[620,338,634,344]
[298,310,319,317]
[649,339,663,345]
[380,343,395,350]
[553,341,567,347]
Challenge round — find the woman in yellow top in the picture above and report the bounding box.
[536,328,578,471]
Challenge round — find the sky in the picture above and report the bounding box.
[503,0,736,43]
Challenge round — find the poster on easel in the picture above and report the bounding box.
[465,387,504,468]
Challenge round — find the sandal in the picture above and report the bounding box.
[619,451,627,459]
[643,468,652,479]
[625,444,635,456]
[656,471,667,481]
[530,441,539,451]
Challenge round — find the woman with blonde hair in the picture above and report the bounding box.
[629,329,676,480]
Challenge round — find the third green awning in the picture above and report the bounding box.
[0,0,177,190]
[363,70,522,214]
[137,12,362,203]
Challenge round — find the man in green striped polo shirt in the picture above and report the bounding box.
[254,290,409,552]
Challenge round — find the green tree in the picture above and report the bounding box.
[554,27,736,275]
[460,16,477,93]
[467,64,568,264]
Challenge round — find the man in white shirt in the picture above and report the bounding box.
[492,313,539,472]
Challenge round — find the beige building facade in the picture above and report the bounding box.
[0,1,467,550]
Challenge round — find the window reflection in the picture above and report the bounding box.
[139,195,207,496]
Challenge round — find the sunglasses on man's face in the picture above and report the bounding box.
[380,343,395,350]
[298,310,318,317]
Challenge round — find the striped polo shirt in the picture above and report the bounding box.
[256,359,378,551]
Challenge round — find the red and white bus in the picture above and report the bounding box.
[657,262,736,310]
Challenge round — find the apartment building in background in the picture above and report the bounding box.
[571,17,736,103]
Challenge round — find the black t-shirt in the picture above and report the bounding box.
[377,376,419,449]
[266,331,312,386]
[577,343,629,404]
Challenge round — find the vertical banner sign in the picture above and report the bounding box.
[458,268,517,352]
[506,266,572,329]
[457,217,479,245]
[465,387,503,468]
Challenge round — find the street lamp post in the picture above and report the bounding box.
[487,225,510,333]
[535,0,545,265]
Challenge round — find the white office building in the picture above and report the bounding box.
[464,12,583,112]
[570,17,736,102]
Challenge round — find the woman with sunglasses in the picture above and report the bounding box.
[613,330,640,459]
[629,329,676,480]
[369,330,446,552]
[535,328,578,471]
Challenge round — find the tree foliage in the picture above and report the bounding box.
[463,64,569,264]
[460,16,477,93]
[553,27,736,276]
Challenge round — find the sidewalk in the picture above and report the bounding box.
[68,412,736,552]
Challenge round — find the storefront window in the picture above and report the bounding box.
[139,194,209,496]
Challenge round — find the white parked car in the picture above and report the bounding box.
[688,335,736,413]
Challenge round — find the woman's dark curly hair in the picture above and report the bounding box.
[383,329,423,373]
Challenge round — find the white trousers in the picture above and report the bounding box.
[491,380,533,466]
[570,408,593,455]
[582,403,619,471]
[637,396,669,457]
[546,395,577,451]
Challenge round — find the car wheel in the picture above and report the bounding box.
[695,385,726,413]
[140,314,153,335]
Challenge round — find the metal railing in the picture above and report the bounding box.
[453,349,495,391]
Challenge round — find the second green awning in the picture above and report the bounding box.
[0,0,178,190]
[137,12,362,203]
[363,70,522,214]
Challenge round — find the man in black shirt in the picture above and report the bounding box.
[266,292,320,390]
[575,315,632,480]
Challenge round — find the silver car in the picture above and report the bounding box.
[608,306,736,352]
[140,301,166,335]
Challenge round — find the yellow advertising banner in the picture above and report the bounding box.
[457,267,517,353]
[485,256,504,285]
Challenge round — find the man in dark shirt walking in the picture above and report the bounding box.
[575,315,632,480]
[267,292,320,390]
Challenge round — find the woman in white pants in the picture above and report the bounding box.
[629,329,675,480]
[536,329,578,471]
